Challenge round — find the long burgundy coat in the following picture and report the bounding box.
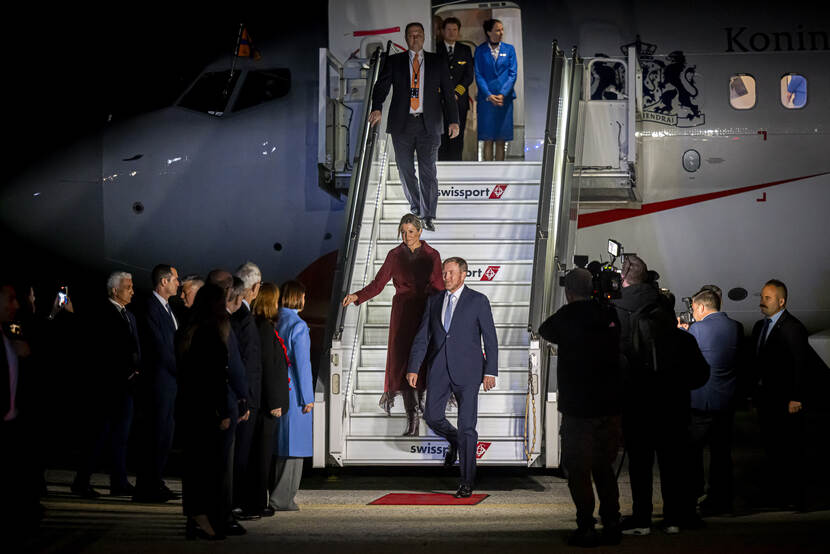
[355,241,444,393]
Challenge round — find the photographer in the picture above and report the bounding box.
[612,255,709,535]
[679,288,741,515]
[538,269,623,547]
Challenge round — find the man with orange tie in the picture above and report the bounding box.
[370,22,459,232]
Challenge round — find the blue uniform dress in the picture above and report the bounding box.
[275,308,314,457]
[475,41,518,141]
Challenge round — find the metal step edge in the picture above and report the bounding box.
[378,219,536,224]
[348,412,527,418]
[356,366,530,372]
[386,179,541,185]
[360,344,529,350]
[339,459,530,466]
[383,199,539,205]
[345,436,525,442]
[362,322,529,329]
[373,239,533,244]
[368,301,530,307]
[352,390,527,396]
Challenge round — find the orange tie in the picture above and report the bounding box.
[410,54,420,111]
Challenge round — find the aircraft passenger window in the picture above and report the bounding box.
[729,74,756,110]
[590,59,627,100]
[178,71,241,116]
[780,74,807,109]
[232,69,291,112]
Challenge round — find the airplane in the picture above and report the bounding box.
[2,0,828,337]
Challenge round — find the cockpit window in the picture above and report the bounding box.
[178,70,241,117]
[232,69,291,112]
[780,74,807,109]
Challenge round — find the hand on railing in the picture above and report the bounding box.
[342,293,358,307]
[368,110,382,126]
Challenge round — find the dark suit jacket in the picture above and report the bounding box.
[97,301,141,404]
[231,303,262,411]
[408,286,498,387]
[256,316,289,414]
[226,328,249,418]
[436,41,474,111]
[752,310,828,412]
[371,50,459,136]
[139,295,177,390]
[687,311,742,411]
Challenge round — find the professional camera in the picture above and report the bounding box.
[678,296,694,325]
[573,239,624,301]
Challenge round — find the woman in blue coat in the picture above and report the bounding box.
[269,280,314,511]
[475,19,517,161]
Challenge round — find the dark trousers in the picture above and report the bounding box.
[135,376,176,492]
[689,409,733,506]
[561,414,622,529]
[391,115,441,219]
[423,364,479,486]
[181,417,224,524]
[220,416,237,523]
[241,412,278,512]
[75,394,134,489]
[439,102,468,161]
[232,408,256,508]
[759,400,806,507]
[0,418,42,534]
[623,411,694,524]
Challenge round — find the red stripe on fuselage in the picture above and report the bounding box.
[577,172,830,229]
[354,26,401,37]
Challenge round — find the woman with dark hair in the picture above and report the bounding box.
[270,280,314,511]
[176,283,232,540]
[342,213,443,435]
[236,282,290,518]
[474,18,518,161]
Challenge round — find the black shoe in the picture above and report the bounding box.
[655,519,680,534]
[455,483,473,498]
[620,515,651,536]
[600,523,622,545]
[71,482,101,499]
[110,482,136,496]
[260,506,276,518]
[443,443,458,467]
[236,510,261,521]
[568,526,600,547]
[186,519,225,541]
[423,218,436,232]
[224,520,247,536]
[402,410,419,436]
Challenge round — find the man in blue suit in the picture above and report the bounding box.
[134,264,180,503]
[408,257,498,498]
[679,287,742,515]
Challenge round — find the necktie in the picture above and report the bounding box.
[165,303,177,330]
[410,53,420,111]
[448,45,454,62]
[758,318,771,352]
[120,308,132,333]
[444,293,455,332]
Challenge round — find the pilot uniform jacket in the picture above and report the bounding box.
[371,50,460,137]
[408,286,498,385]
[687,311,742,412]
[752,309,828,413]
[276,308,314,457]
[436,42,474,112]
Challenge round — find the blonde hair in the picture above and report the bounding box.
[281,280,306,310]
[398,213,423,241]
[251,282,280,320]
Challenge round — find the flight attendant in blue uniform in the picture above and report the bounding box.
[270,281,314,511]
[475,19,517,161]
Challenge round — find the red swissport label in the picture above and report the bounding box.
[489,184,508,199]
[481,266,500,281]
[476,442,492,459]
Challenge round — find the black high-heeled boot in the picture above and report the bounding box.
[401,390,419,436]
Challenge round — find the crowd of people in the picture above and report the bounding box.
[539,256,830,547]
[0,263,314,541]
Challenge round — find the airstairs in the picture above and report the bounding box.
[316,42,641,468]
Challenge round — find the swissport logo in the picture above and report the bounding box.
[481,266,500,281]
[489,184,508,199]
[476,442,492,459]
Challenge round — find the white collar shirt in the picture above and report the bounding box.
[490,42,501,61]
[408,49,425,115]
[153,290,178,330]
[441,284,465,328]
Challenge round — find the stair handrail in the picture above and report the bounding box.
[528,42,566,334]
[326,41,390,346]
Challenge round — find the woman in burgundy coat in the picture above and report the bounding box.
[343,214,444,435]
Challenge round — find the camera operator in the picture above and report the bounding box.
[678,288,741,516]
[538,269,622,547]
[612,255,709,535]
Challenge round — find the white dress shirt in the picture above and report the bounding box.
[441,284,465,329]
[409,49,425,115]
[489,42,501,61]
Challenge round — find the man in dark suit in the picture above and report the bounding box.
[752,279,827,510]
[72,272,141,498]
[680,287,742,515]
[133,264,180,503]
[230,262,263,519]
[370,22,460,232]
[437,17,473,161]
[408,257,498,497]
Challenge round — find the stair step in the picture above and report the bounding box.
[352,389,529,414]
[356,367,530,390]
[378,219,535,240]
[360,344,529,367]
[361,239,535,262]
[347,413,528,437]
[362,323,529,347]
[354,260,533,285]
[344,435,530,463]
[389,160,542,182]
[384,181,540,201]
[369,281,530,303]
[382,199,539,220]
[366,302,530,325]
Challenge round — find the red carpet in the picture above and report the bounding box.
[369,493,489,506]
